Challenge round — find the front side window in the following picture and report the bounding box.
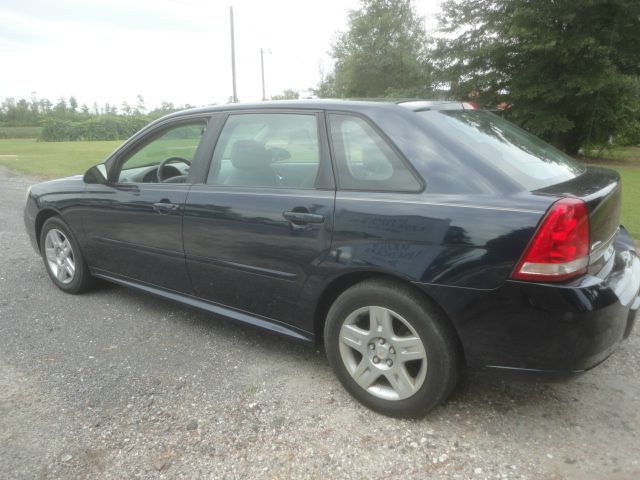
[118,121,206,183]
[328,114,422,192]
[207,113,320,189]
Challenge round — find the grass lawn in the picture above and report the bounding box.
[583,147,640,239]
[604,165,640,239]
[0,138,121,178]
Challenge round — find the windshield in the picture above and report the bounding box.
[415,110,584,191]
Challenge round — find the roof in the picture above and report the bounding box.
[154,99,479,127]
[397,100,478,111]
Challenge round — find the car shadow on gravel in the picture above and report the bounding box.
[79,282,603,419]
[85,281,321,357]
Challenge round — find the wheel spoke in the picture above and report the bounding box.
[56,264,67,281]
[61,239,71,255]
[385,366,416,399]
[340,324,369,354]
[352,359,380,390]
[369,306,394,338]
[64,257,75,276]
[54,231,65,247]
[45,246,57,263]
[394,336,426,363]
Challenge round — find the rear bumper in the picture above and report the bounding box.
[417,227,640,372]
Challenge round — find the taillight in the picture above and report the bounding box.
[511,197,590,282]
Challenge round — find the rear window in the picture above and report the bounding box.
[416,110,584,191]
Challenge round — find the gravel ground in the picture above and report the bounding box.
[1,165,639,480]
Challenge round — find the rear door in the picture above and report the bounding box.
[182,110,335,326]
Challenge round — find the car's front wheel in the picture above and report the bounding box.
[324,279,462,418]
[40,217,94,294]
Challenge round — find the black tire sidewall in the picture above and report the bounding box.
[324,280,459,418]
[40,217,91,294]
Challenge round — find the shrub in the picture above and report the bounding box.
[39,116,149,142]
[0,126,43,139]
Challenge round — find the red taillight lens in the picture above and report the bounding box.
[511,197,590,282]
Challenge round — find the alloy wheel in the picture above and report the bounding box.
[44,228,76,285]
[338,306,428,401]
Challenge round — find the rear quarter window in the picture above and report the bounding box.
[416,110,584,191]
[328,113,422,192]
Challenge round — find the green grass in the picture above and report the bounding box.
[0,126,43,139]
[582,145,640,165]
[0,138,121,178]
[580,147,640,240]
[606,165,640,239]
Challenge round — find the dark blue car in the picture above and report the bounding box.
[24,100,640,417]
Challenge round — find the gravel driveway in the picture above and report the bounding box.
[1,166,638,480]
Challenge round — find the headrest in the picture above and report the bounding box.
[230,140,272,170]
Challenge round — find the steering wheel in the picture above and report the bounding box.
[157,156,191,182]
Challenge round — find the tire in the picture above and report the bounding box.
[324,278,462,418]
[40,216,95,294]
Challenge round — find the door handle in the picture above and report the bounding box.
[283,211,325,224]
[153,201,179,214]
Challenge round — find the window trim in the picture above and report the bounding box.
[325,110,425,194]
[108,114,211,184]
[202,109,334,191]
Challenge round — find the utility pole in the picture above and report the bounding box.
[260,48,266,101]
[229,6,238,103]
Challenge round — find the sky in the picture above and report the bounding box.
[0,0,442,110]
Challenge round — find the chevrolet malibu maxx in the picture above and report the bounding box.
[24,100,640,417]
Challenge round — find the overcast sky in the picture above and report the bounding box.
[0,0,442,109]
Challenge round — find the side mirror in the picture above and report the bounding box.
[84,163,108,184]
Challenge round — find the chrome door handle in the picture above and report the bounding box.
[283,211,325,224]
[153,201,179,213]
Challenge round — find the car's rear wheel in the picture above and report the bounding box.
[40,217,94,294]
[324,279,462,418]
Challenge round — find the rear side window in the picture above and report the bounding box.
[328,114,422,192]
[415,110,584,191]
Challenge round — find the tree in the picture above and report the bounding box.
[148,101,179,119]
[40,99,52,115]
[614,77,640,146]
[68,96,78,113]
[135,94,146,115]
[319,0,432,98]
[270,89,299,100]
[29,92,39,118]
[120,101,132,115]
[434,0,640,154]
[54,97,67,115]
[1,97,34,125]
[103,103,117,115]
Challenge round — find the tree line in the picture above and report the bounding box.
[0,89,305,142]
[315,0,640,154]
[3,0,639,151]
[0,95,191,141]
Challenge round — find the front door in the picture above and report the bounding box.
[182,111,335,327]
[82,117,211,292]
